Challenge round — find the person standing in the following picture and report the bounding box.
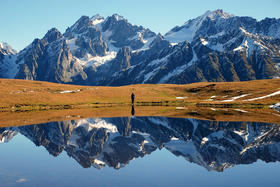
[131,92,135,105]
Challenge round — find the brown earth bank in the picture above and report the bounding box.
[0,105,279,128]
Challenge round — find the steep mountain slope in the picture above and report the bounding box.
[1,10,280,85]
[0,42,17,78]
[15,29,87,83]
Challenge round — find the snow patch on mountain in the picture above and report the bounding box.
[165,10,234,43]
[200,38,208,45]
[90,14,104,25]
[141,53,175,83]
[207,9,234,20]
[66,38,79,53]
[170,43,178,46]
[240,27,254,37]
[159,64,185,83]
[128,32,144,42]
[165,139,197,155]
[253,40,270,51]
[234,40,248,51]
[0,130,18,143]
[101,30,119,52]
[131,36,156,53]
[0,42,17,55]
[111,14,125,21]
[75,118,118,133]
[165,27,196,43]
[75,51,117,67]
[147,117,174,131]
[142,65,163,83]
[147,53,172,67]
[159,48,197,83]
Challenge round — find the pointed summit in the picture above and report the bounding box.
[183,9,234,26]
[90,14,104,25]
[203,9,234,20]
[101,14,127,32]
[0,42,17,55]
[165,9,235,43]
[74,15,91,27]
[43,28,62,43]
[111,13,125,21]
[66,15,91,35]
[91,14,103,20]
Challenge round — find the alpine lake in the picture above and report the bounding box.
[1,105,280,187]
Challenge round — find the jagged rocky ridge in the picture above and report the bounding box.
[1,116,280,171]
[1,10,280,85]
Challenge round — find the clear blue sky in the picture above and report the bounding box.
[1,0,280,51]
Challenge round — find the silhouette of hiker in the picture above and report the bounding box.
[131,92,135,105]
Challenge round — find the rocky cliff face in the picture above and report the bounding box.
[14,28,87,83]
[1,10,280,85]
[1,117,280,171]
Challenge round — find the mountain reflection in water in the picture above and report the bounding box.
[1,116,280,172]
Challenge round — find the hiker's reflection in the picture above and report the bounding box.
[131,105,135,116]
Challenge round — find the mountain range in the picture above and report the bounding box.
[1,9,280,85]
[1,117,280,171]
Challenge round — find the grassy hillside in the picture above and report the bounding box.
[0,78,279,111]
[0,78,279,127]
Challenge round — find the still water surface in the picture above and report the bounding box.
[1,116,280,187]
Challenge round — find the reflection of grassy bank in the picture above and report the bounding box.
[0,106,279,127]
[0,78,279,111]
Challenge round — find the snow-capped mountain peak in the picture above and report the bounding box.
[111,13,125,21]
[0,42,17,55]
[204,9,234,20]
[43,28,63,43]
[185,9,234,26]
[90,14,105,25]
[165,9,235,43]
[91,14,103,20]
